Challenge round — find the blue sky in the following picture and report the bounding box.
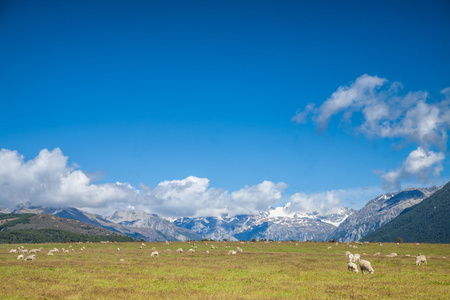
[0,0,449,216]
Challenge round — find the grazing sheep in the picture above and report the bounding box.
[9,249,17,253]
[177,248,183,253]
[117,248,120,252]
[345,251,351,257]
[236,247,243,253]
[120,259,124,262]
[206,250,210,255]
[416,243,420,246]
[359,260,374,275]
[386,253,397,257]
[151,247,156,251]
[151,251,159,257]
[188,249,195,253]
[348,254,355,262]
[416,254,427,265]
[141,243,146,247]
[348,262,359,273]
[47,252,54,256]
[405,254,411,257]
[336,242,339,246]
[353,254,361,262]
[25,255,36,261]
[327,246,332,250]
[374,252,380,256]
[228,250,237,255]
[17,255,24,260]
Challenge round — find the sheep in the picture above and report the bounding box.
[386,253,397,257]
[151,247,156,251]
[359,259,374,275]
[25,255,36,261]
[228,250,237,255]
[348,262,359,273]
[9,249,17,253]
[151,251,159,257]
[353,254,361,262]
[405,254,411,257]
[177,248,183,253]
[327,246,332,250]
[47,252,54,256]
[206,250,210,255]
[345,251,351,257]
[416,254,427,265]
[374,252,380,256]
[141,243,146,247]
[188,249,195,253]
[348,254,354,262]
[236,247,243,253]
[17,255,24,260]
[117,248,120,252]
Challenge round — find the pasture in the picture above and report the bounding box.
[0,241,449,299]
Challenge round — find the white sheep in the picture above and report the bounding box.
[117,248,120,252]
[25,255,35,261]
[177,248,183,253]
[416,254,427,265]
[151,251,159,257]
[345,251,351,257]
[188,249,195,253]
[236,247,243,253]
[206,250,210,255]
[374,252,380,256]
[359,259,374,275]
[386,253,397,257]
[17,255,24,260]
[327,246,332,250]
[348,254,354,262]
[47,252,54,256]
[353,254,361,262]
[228,250,237,255]
[348,262,359,273]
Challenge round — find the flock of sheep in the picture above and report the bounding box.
[7,241,429,275]
[343,242,428,275]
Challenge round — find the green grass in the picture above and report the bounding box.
[0,241,449,299]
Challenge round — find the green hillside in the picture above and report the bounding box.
[361,181,450,243]
[0,213,135,243]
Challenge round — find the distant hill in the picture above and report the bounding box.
[361,181,450,243]
[0,213,135,243]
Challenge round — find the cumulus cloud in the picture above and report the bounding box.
[382,147,445,190]
[0,148,287,217]
[287,190,344,214]
[294,74,450,189]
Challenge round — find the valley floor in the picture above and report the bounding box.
[0,241,449,299]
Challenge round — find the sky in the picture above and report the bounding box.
[1,0,449,217]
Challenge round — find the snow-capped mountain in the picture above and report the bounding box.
[327,186,441,242]
[171,206,356,241]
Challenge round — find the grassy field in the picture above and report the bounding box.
[0,241,449,299]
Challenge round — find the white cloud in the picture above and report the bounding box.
[0,148,287,217]
[294,74,450,189]
[382,147,445,190]
[288,190,344,214]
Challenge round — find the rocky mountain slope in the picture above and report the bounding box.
[361,181,450,243]
[327,186,441,242]
[11,206,200,242]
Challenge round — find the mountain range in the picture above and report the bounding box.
[2,184,445,243]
